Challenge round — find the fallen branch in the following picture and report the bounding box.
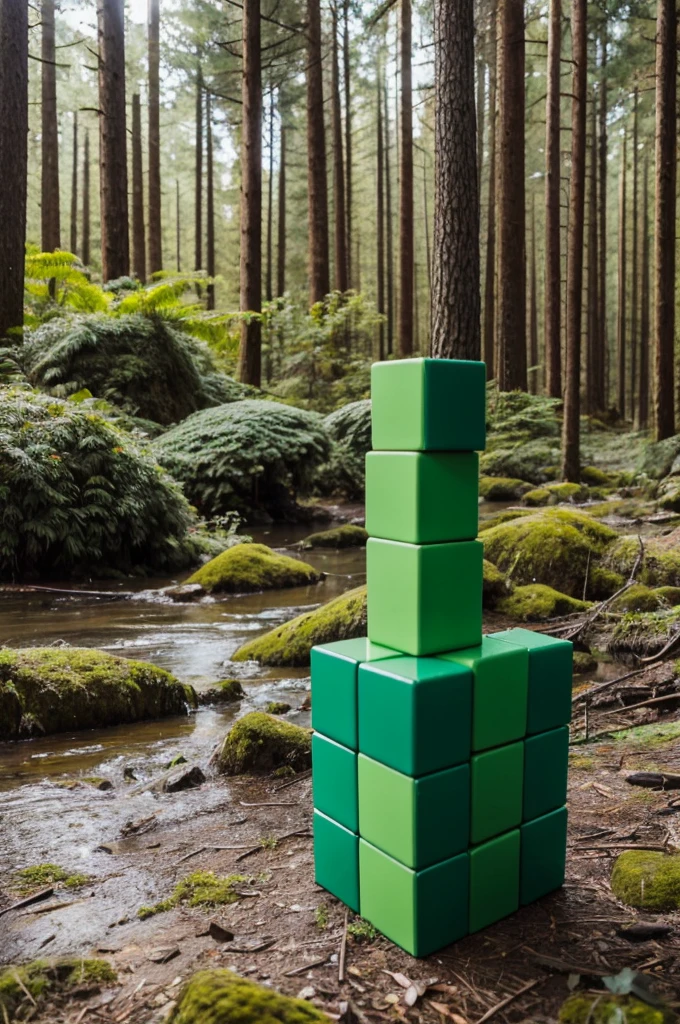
[0,887,54,918]
[563,535,645,642]
[602,692,680,716]
[572,668,648,705]
[638,627,680,663]
[338,908,348,983]
[626,771,680,791]
[475,979,540,1024]
[235,830,311,862]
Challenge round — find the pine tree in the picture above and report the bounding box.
[147,0,162,275]
[98,0,129,280]
[544,0,561,397]
[237,0,262,385]
[41,0,60,253]
[306,0,329,304]
[398,0,414,357]
[0,0,28,339]
[131,93,147,282]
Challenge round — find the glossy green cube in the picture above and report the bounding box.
[365,451,479,544]
[371,358,486,453]
[469,829,520,933]
[313,810,359,912]
[312,733,358,832]
[311,637,396,750]
[523,726,569,822]
[438,636,529,751]
[491,627,573,735]
[358,754,469,870]
[359,839,469,956]
[367,538,484,655]
[520,806,568,905]
[358,655,472,776]
[471,741,524,844]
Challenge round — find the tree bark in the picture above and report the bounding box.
[70,111,78,255]
[237,0,262,386]
[176,177,181,272]
[616,130,626,418]
[630,86,639,422]
[377,65,386,360]
[561,0,586,482]
[398,0,414,356]
[331,5,348,293]
[544,0,561,397]
[97,0,129,281]
[266,88,274,301]
[41,0,60,253]
[482,3,497,377]
[0,0,28,339]
[277,121,286,297]
[195,66,203,273]
[82,128,90,266]
[306,0,329,305]
[587,90,599,413]
[131,93,146,282]
[206,90,215,311]
[384,80,394,355]
[147,0,162,276]
[597,25,607,410]
[343,0,352,287]
[528,194,538,393]
[476,58,485,190]
[639,154,650,428]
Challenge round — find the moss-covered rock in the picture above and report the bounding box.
[478,476,532,501]
[138,871,247,919]
[479,441,560,485]
[572,650,598,674]
[602,535,680,589]
[314,399,372,499]
[497,584,589,621]
[589,565,626,598]
[478,509,533,532]
[610,584,668,613]
[609,608,680,659]
[266,701,291,715]
[523,482,589,507]
[656,480,680,512]
[522,487,551,507]
[199,679,245,705]
[0,959,117,1019]
[559,993,674,1024]
[610,850,680,910]
[482,559,513,607]
[581,465,618,487]
[301,524,368,549]
[0,648,196,741]
[168,969,329,1024]
[187,543,320,594]
[215,711,312,775]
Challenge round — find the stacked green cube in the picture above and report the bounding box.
[311,358,572,957]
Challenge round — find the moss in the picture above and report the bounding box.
[301,524,368,549]
[188,543,320,594]
[581,465,618,487]
[82,775,113,790]
[522,487,551,507]
[602,535,680,589]
[164,755,188,769]
[637,434,680,479]
[610,850,680,911]
[610,584,667,613]
[653,586,680,605]
[138,871,247,919]
[233,585,367,667]
[479,440,560,484]
[569,753,595,769]
[0,648,196,741]
[609,609,680,658]
[478,476,532,501]
[266,701,291,715]
[347,918,379,942]
[478,509,533,532]
[199,679,246,706]
[167,969,329,1024]
[482,559,512,608]
[497,584,589,621]
[215,711,312,775]
[0,959,117,1018]
[12,864,90,894]
[612,719,680,749]
[559,994,673,1024]
[587,499,651,519]
[589,566,626,598]
[572,651,598,674]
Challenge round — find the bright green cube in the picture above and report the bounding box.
[469,829,520,933]
[311,637,396,750]
[523,726,569,822]
[438,636,529,751]
[371,358,486,453]
[471,741,524,844]
[365,451,479,544]
[359,839,469,956]
[312,733,358,833]
[491,627,573,735]
[358,754,469,870]
[520,806,567,905]
[358,655,472,776]
[313,809,359,912]
[367,538,483,655]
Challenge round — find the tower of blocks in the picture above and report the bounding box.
[311,357,573,957]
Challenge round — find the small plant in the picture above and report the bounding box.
[12,864,90,894]
[347,917,378,943]
[138,871,247,919]
[259,835,279,850]
[315,904,329,929]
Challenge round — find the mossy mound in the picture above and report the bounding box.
[0,959,117,1019]
[610,584,670,613]
[522,487,551,507]
[581,465,619,487]
[233,585,368,667]
[602,535,680,589]
[480,440,560,485]
[301,524,368,549]
[522,482,589,507]
[609,609,680,659]
[0,648,196,741]
[637,434,680,479]
[168,969,329,1024]
[478,509,533,532]
[315,399,372,499]
[199,679,245,705]
[138,871,246,919]
[589,566,626,598]
[482,559,512,607]
[478,476,532,501]
[611,850,680,910]
[497,584,589,621]
[559,993,674,1024]
[215,711,312,775]
[266,701,291,715]
[188,543,320,594]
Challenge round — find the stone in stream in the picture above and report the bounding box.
[162,765,206,793]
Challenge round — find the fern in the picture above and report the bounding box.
[314,400,372,499]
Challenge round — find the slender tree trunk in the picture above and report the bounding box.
[331,6,348,293]
[639,154,650,429]
[98,0,129,281]
[423,158,431,291]
[476,58,485,189]
[384,81,394,355]
[131,93,146,282]
[430,0,479,359]
[496,0,526,389]
[482,4,497,377]
[176,178,181,272]
[654,0,676,439]
[306,0,329,305]
[544,0,561,397]
[0,0,29,339]
[587,90,599,413]
[147,0,162,275]
[561,0,586,482]
[528,194,538,393]
[597,26,607,410]
[82,128,90,266]
[630,87,639,422]
[237,0,262,385]
[277,122,286,297]
[206,91,215,311]
[398,0,414,356]
[195,66,203,273]
[70,112,78,255]
[343,0,352,287]
[41,0,60,252]
[266,89,274,301]
[616,130,627,418]
[377,66,386,361]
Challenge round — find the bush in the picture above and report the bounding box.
[315,399,372,498]
[0,387,197,579]
[152,399,331,520]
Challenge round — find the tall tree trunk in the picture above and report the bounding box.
[343,0,352,287]
[306,0,329,305]
[654,0,676,439]
[98,0,129,281]
[639,154,650,429]
[544,0,561,397]
[82,128,90,266]
[423,158,431,291]
[430,0,479,359]
[528,194,538,393]
[147,0,162,276]
[476,58,485,189]
[176,178,181,272]
[616,130,627,418]
[561,0,586,482]
[630,87,639,422]
[398,0,414,356]
[496,0,526,389]
[195,66,203,273]
[587,90,599,413]
[70,111,78,255]
[131,93,146,282]
[377,66,386,360]
[277,122,286,297]
[384,81,394,355]
[266,88,274,301]
[331,6,348,293]
[0,0,29,339]
[597,26,607,410]
[206,91,215,311]
[482,4,497,377]
[41,0,60,252]
[237,0,262,385]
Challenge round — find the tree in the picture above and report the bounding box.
[586,91,600,413]
[0,0,28,339]
[306,0,329,304]
[98,0,130,281]
[597,22,608,410]
[398,0,414,357]
[41,0,60,253]
[131,93,147,281]
[616,130,626,418]
[331,5,348,293]
[147,0,162,276]
[343,0,352,287]
[630,87,639,421]
[639,154,650,428]
[528,195,538,393]
[237,0,262,386]
[82,128,91,267]
[70,113,78,255]
[430,0,480,360]
[206,91,215,311]
[482,3,497,377]
[195,66,203,274]
[266,89,274,302]
[384,79,394,354]
[277,120,286,297]
[376,65,386,360]
[544,0,561,397]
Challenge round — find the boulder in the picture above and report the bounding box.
[167,969,329,1024]
[611,850,680,911]
[163,765,206,793]
[188,543,320,594]
[497,584,589,621]
[300,524,368,549]
[214,712,312,775]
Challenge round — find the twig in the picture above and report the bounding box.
[602,691,680,715]
[0,887,54,917]
[576,843,669,852]
[177,844,251,864]
[475,979,540,1024]
[639,627,680,663]
[564,535,645,642]
[239,800,298,807]
[235,830,311,862]
[274,769,312,792]
[284,957,330,977]
[572,668,648,704]
[338,908,348,983]
[12,971,37,1006]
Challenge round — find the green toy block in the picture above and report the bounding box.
[438,636,529,751]
[312,733,358,833]
[520,806,567,905]
[365,451,479,544]
[490,627,573,735]
[358,655,472,776]
[523,726,569,822]
[469,829,520,933]
[367,538,483,655]
[313,809,360,912]
[311,637,396,750]
[371,358,486,453]
[359,839,469,956]
[471,741,524,845]
[358,754,469,870]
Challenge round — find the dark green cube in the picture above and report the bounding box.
[523,726,569,822]
[471,741,524,844]
[491,627,573,735]
[520,806,568,905]
[469,829,520,933]
[312,732,358,833]
[313,810,359,912]
[311,637,396,750]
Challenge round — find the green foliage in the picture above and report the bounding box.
[559,994,672,1024]
[315,399,372,498]
[138,871,247,919]
[0,959,117,1018]
[347,918,378,942]
[11,864,90,893]
[610,850,680,911]
[152,399,330,519]
[215,711,312,775]
[188,542,320,593]
[24,249,111,314]
[168,969,330,1024]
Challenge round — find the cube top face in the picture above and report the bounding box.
[311,637,397,664]
[310,637,396,749]
[365,451,479,544]
[471,741,524,844]
[371,358,487,453]
[312,732,358,833]
[490,628,573,734]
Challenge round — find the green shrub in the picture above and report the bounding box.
[315,399,372,497]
